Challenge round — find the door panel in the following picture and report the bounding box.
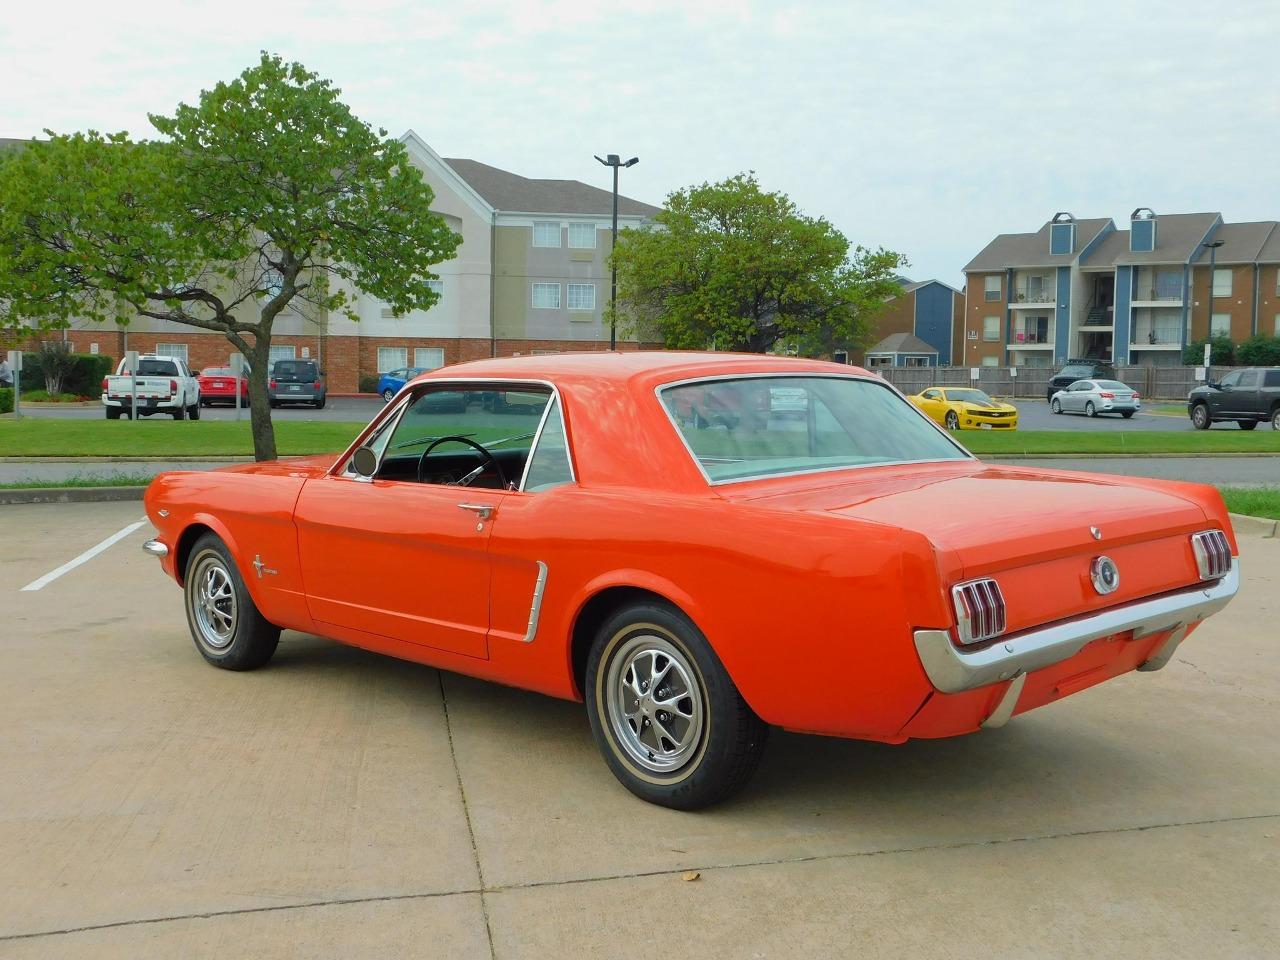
[294,476,502,659]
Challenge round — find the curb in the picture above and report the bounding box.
[1229,512,1278,538]
[0,486,146,505]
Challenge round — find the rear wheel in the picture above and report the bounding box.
[1272,408,1280,431]
[172,404,186,420]
[1239,420,1258,430]
[314,394,326,409]
[585,601,768,810]
[188,401,200,421]
[105,406,121,420]
[381,388,395,402]
[1121,411,1134,419]
[183,534,280,671]
[944,410,960,430]
[1191,403,1211,430]
[1050,398,1062,414]
[1085,401,1097,418]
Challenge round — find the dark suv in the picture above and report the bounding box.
[1046,360,1116,403]
[268,359,327,409]
[1188,368,1280,430]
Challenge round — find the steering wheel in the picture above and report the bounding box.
[417,435,509,488]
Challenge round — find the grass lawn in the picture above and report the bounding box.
[1219,487,1280,520]
[0,420,364,457]
[0,473,155,489]
[958,430,1280,455]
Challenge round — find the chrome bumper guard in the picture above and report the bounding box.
[142,539,169,558]
[913,561,1240,695]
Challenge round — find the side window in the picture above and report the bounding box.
[523,397,574,492]
[1235,371,1258,389]
[1264,371,1280,388]
[1219,371,1241,389]
[922,389,939,400]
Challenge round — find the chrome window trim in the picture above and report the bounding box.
[654,372,974,487]
[330,377,577,487]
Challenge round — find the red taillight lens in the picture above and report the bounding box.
[951,578,1007,645]
[170,379,178,392]
[1099,392,1115,399]
[101,377,108,391]
[1132,392,1141,399]
[313,380,322,389]
[269,379,278,390]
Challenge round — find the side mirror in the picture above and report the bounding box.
[351,446,378,479]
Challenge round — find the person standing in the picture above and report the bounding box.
[0,354,13,388]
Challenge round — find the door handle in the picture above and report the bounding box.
[457,503,495,521]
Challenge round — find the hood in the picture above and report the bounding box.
[217,454,337,479]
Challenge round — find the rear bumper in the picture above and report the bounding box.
[913,561,1240,694]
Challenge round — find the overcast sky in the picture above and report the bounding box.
[4,0,1278,286]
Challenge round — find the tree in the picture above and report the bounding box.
[1236,334,1280,366]
[37,340,77,396]
[1183,336,1235,366]
[0,54,460,459]
[609,173,905,355]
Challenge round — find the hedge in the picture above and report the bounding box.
[20,352,115,398]
[0,388,12,414]
[358,374,381,394]
[1236,335,1280,366]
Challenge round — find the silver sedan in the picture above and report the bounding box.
[1050,379,1142,419]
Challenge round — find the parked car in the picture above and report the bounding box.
[1187,368,1280,430]
[1046,360,1115,403]
[377,366,430,403]
[909,387,1018,430]
[197,365,251,407]
[268,359,326,409]
[141,353,1239,809]
[1050,379,1141,418]
[102,355,201,420]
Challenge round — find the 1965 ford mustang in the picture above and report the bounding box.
[142,353,1239,809]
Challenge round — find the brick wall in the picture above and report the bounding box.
[1258,264,1280,337]
[962,272,1007,366]
[1190,264,1255,341]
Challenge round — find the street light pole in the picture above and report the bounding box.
[595,153,638,350]
[1203,239,1224,365]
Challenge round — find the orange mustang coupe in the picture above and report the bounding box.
[142,353,1239,809]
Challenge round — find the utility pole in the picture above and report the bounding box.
[594,154,639,350]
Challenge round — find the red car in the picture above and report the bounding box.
[141,353,1239,809]
[197,366,251,406]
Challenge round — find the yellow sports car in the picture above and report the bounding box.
[909,387,1018,430]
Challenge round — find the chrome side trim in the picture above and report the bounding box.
[913,561,1240,694]
[142,539,169,558]
[980,672,1026,729]
[520,561,549,643]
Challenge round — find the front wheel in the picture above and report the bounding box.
[183,534,280,670]
[1272,408,1280,431]
[1238,420,1258,431]
[1191,403,1211,430]
[944,411,960,430]
[382,388,395,403]
[188,401,200,421]
[585,602,768,810]
[1050,398,1062,414]
[1085,401,1097,418]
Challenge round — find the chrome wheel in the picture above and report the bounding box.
[945,411,960,430]
[605,633,705,775]
[189,553,237,649]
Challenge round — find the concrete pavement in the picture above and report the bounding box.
[2,502,1278,958]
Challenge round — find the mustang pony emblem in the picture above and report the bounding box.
[251,554,278,579]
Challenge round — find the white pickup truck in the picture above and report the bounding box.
[102,355,201,420]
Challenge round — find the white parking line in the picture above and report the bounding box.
[20,519,149,592]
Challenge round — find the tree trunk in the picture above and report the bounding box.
[245,337,278,461]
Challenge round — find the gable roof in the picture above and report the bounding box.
[442,158,662,218]
[1190,221,1279,264]
[866,332,938,355]
[964,218,1112,271]
[901,278,962,296]
[1079,212,1222,267]
[1258,224,1280,264]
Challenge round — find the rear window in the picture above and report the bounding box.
[202,367,234,377]
[1265,371,1280,388]
[1095,380,1129,390]
[1056,365,1093,379]
[273,360,319,380]
[133,359,178,377]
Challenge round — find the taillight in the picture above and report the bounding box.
[313,380,322,389]
[101,377,108,391]
[951,578,1007,645]
[170,379,178,392]
[1190,530,1231,580]
[1099,392,1115,399]
[1132,392,1141,399]
[269,379,278,390]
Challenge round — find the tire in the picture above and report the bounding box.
[1191,403,1211,430]
[172,404,186,420]
[1050,399,1062,414]
[269,399,280,409]
[1238,420,1257,431]
[585,601,768,810]
[1085,401,1097,418]
[314,394,326,410]
[1272,408,1280,431]
[1121,411,1134,419]
[189,401,200,421]
[944,410,960,430]
[105,406,121,420]
[183,534,280,671]
[382,388,395,403]
[1046,391,1055,404]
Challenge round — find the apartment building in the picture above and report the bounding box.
[857,277,963,366]
[38,131,662,391]
[964,210,1280,367]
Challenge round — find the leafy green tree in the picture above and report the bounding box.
[1236,334,1280,366]
[0,53,460,459]
[609,173,905,355]
[1183,336,1235,366]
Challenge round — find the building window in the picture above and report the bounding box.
[1273,314,1280,336]
[426,279,444,298]
[567,283,596,311]
[981,355,999,367]
[414,347,444,369]
[1212,269,1232,297]
[532,282,561,309]
[268,345,297,363]
[532,222,561,248]
[155,343,188,361]
[984,275,1001,301]
[1210,313,1231,338]
[378,347,408,372]
[568,223,596,249]
[982,316,1000,341]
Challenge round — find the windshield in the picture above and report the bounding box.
[944,389,993,404]
[660,376,968,483]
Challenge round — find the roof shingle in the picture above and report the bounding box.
[443,158,661,217]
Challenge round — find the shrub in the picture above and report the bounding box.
[0,388,12,414]
[1183,336,1235,366]
[21,350,115,397]
[358,374,381,393]
[1236,335,1280,366]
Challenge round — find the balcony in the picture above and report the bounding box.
[1010,272,1056,308]
[1008,320,1054,348]
[1132,268,1183,307]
